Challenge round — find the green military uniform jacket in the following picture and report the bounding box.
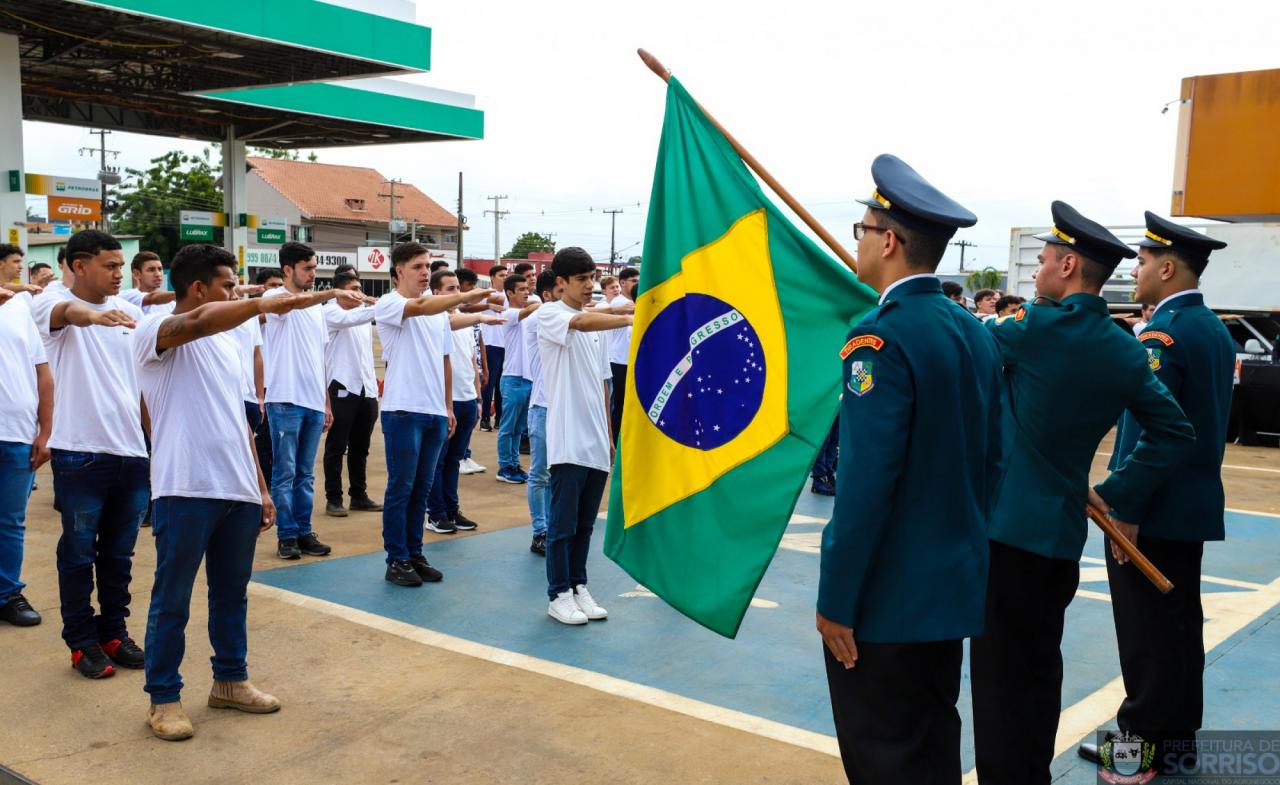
[1110,291,1234,541]
[818,276,1005,643]
[986,293,1195,561]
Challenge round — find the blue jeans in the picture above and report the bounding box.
[812,415,839,478]
[145,497,261,704]
[51,449,149,650]
[546,464,608,599]
[497,376,532,471]
[0,441,35,603]
[266,402,324,541]
[381,411,448,563]
[428,400,479,520]
[527,406,550,535]
[482,345,505,421]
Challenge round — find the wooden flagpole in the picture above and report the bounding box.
[637,49,858,275]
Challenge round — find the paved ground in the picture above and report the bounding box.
[2,426,1278,784]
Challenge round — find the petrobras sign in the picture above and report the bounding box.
[357,246,392,274]
[25,173,102,199]
[48,196,102,221]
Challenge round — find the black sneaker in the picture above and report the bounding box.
[451,511,478,531]
[297,533,332,557]
[349,496,383,512]
[385,560,423,587]
[325,501,348,517]
[71,644,116,679]
[0,593,41,626]
[530,532,547,556]
[426,516,456,534]
[101,636,145,669]
[479,418,492,432]
[277,538,301,560]
[409,554,443,582]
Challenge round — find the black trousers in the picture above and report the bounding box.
[824,639,963,785]
[323,381,379,504]
[610,362,627,443]
[1108,536,1205,748]
[254,400,273,485]
[970,540,1080,785]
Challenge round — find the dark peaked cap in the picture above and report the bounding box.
[856,154,977,239]
[1135,210,1228,265]
[1034,200,1136,271]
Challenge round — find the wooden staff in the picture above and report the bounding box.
[637,49,858,275]
[1087,504,1174,594]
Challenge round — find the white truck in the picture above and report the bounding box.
[1008,222,1280,443]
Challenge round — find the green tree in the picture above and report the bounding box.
[503,231,556,259]
[965,266,1003,292]
[250,147,318,162]
[626,255,642,266]
[111,148,223,261]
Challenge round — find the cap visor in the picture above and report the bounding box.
[1032,232,1065,244]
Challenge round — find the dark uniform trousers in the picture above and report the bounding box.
[971,540,1080,785]
[323,380,379,504]
[825,639,963,785]
[1107,536,1205,749]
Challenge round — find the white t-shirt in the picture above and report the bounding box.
[119,288,176,316]
[523,310,547,408]
[134,312,261,503]
[324,302,378,397]
[375,290,450,416]
[606,294,633,366]
[537,301,613,472]
[34,283,70,372]
[479,291,507,349]
[233,317,262,405]
[450,320,479,403]
[31,293,147,457]
[0,297,47,444]
[262,288,328,412]
[500,304,526,378]
[1132,321,1148,337]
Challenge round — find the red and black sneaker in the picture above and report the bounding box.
[101,636,145,669]
[71,644,116,679]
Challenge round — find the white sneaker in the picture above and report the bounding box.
[459,457,486,475]
[573,584,608,620]
[548,591,588,625]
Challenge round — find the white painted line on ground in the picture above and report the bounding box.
[1096,451,1280,475]
[249,582,839,758]
[1075,589,1112,603]
[1078,556,1266,590]
[1226,507,1280,520]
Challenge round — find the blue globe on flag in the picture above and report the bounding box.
[633,293,766,451]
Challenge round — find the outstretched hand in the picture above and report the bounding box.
[89,309,137,329]
[259,293,309,315]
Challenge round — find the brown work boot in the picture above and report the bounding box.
[208,680,281,714]
[148,702,194,741]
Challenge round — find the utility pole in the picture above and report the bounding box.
[951,239,976,272]
[484,194,508,263]
[456,172,464,269]
[378,178,403,246]
[603,208,624,273]
[78,129,119,233]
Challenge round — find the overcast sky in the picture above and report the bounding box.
[20,0,1280,272]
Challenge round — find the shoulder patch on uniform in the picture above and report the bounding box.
[840,334,884,359]
[1147,347,1162,372]
[1014,306,1026,321]
[1138,330,1175,346]
[847,359,875,396]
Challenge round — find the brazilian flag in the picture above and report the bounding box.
[603,77,878,638]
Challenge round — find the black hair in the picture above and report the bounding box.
[512,262,534,276]
[333,263,356,277]
[1149,246,1208,279]
[57,247,67,265]
[488,264,508,277]
[131,250,161,271]
[994,294,1025,313]
[66,229,122,266]
[170,244,236,300]
[430,260,450,272]
[941,280,964,298]
[874,212,950,271]
[535,269,557,299]
[0,243,22,259]
[255,267,284,285]
[1050,244,1112,290]
[29,262,51,274]
[618,267,639,282]
[455,268,479,285]
[503,273,527,294]
[391,241,429,268]
[973,288,998,303]
[333,271,360,290]
[278,241,315,270]
[430,268,458,293]
[551,247,596,279]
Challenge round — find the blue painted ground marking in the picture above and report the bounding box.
[253,502,1280,779]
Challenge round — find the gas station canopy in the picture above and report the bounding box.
[3,0,483,146]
